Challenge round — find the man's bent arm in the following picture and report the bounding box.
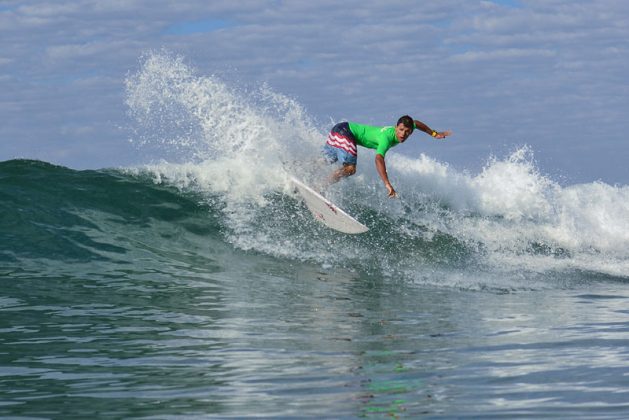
[414,119,451,139]
[413,119,434,135]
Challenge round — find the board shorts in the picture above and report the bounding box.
[322,122,358,165]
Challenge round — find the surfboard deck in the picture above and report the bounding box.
[289,176,369,234]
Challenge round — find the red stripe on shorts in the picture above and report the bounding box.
[327,133,357,156]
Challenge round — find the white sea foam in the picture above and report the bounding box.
[125,51,629,285]
[387,150,629,278]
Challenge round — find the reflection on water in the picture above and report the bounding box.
[2,252,629,418]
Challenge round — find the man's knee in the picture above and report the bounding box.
[343,164,356,176]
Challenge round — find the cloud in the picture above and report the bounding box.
[164,19,234,36]
[450,48,556,62]
[0,0,628,183]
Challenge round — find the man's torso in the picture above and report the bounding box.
[348,122,399,156]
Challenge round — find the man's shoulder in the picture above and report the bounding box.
[349,121,377,130]
[348,121,388,129]
[379,126,397,142]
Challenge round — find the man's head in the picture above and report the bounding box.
[395,115,414,142]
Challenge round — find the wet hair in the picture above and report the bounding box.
[397,115,414,131]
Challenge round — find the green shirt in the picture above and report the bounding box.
[348,122,400,157]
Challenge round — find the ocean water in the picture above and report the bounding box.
[2,52,629,418]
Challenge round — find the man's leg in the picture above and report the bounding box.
[329,163,356,184]
[322,123,357,186]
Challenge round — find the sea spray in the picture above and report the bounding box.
[125,51,342,261]
[388,149,629,278]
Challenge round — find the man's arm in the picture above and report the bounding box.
[375,154,397,198]
[413,119,452,139]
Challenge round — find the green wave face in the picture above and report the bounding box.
[0,160,222,264]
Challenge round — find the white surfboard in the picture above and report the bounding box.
[289,176,369,234]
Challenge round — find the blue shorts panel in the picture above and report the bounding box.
[322,143,357,166]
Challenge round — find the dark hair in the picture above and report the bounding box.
[397,115,414,130]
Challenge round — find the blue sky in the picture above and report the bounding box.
[1,0,628,184]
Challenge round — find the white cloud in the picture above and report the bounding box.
[0,0,628,183]
[450,48,556,62]
[16,2,84,18]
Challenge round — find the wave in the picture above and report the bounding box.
[0,159,222,266]
[3,51,627,292]
[2,153,628,291]
[124,52,629,282]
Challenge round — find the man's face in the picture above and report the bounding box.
[395,123,413,142]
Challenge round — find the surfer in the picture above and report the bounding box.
[322,115,451,197]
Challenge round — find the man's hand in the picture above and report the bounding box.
[435,130,452,139]
[385,183,397,198]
